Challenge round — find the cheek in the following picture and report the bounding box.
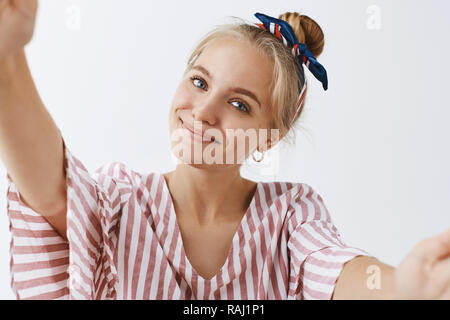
[223,125,259,158]
[171,83,195,111]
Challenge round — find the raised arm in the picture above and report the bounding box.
[0,0,68,241]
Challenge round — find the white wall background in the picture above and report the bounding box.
[0,0,449,299]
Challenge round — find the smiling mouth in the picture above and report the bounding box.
[180,118,217,143]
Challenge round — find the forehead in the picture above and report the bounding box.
[194,38,274,100]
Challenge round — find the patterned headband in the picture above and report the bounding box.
[254,12,328,123]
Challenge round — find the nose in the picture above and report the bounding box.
[192,94,219,125]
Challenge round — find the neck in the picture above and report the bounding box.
[163,164,256,226]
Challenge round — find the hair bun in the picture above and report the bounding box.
[278,12,325,58]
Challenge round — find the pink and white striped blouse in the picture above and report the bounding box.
[5,138,371,300]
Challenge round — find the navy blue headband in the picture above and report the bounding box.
[254,12,328,91]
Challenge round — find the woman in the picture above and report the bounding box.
[0,1,449,300]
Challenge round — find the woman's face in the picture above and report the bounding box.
[168,37,276,169]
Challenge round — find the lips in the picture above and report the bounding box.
[180,119,216,143]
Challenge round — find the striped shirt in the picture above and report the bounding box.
[5,139,371,300]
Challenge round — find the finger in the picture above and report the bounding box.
[433,227,450,260]
[418,227,450,263]
[428,254,450,287]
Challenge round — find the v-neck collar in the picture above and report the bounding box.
[157,172,261,284]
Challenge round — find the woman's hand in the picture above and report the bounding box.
[394,227,450,299]
[0,0,38,61]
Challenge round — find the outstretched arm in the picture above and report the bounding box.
[332,227,450,299]
[0,0,68,240]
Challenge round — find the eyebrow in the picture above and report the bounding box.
[191,65,261,108]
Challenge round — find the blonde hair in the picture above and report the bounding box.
[184,12,325,146]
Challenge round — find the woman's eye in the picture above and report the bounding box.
[231,101,249,113]
[191,76,207,90]
[190,75,249,114]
